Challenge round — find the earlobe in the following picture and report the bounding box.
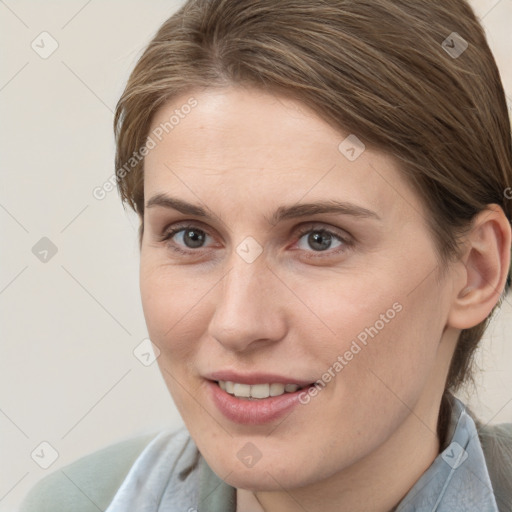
[448,204,511,330]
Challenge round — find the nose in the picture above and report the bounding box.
[207,254,287,353]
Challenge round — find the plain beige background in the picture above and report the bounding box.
[1,1,511,510]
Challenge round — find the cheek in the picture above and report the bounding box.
[338,280,448,412]
[139,260,207,360]
[140,262,208,414]
[140,255,198,330]
[139,263,170,341]
[283,269,405,362]
[294,264,447,400]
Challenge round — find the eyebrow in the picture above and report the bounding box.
[145,193,381,224]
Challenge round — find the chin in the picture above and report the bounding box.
[221,466,301,492]
[207,445,326,492]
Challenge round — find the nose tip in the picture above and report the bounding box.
[207,259,287,353]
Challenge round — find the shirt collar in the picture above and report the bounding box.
[394,395,499,511]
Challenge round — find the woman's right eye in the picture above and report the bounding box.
[160,224,214,254]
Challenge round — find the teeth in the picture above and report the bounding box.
[251,384,270,399]
[218,380,305,399]
[233,383,251,397]
[269,383,285,396]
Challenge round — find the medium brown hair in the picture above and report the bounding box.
[114,0,512,397]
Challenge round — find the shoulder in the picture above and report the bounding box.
[19,427,191,512]
[477,420,512,512]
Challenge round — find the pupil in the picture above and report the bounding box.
[184,229,205,248]
[308,231,331,251]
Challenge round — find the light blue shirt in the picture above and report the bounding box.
[105,396,501,511]
[394,397,499,511]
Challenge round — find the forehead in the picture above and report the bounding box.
[144,87,425,224]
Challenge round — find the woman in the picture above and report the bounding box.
[21,0,512,511]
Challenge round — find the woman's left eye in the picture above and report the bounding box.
[294,226,351,255]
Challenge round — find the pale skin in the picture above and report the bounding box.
[139,86,511,512]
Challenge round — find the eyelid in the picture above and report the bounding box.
[293,221,353,242]
[159,220,214,241]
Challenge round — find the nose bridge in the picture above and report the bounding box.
[208,249,285,351]
[223,258,264,312]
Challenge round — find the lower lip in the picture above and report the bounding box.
[206,380,310,425]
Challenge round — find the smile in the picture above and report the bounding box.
[217,380,307,399]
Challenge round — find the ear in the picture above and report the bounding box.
[448,204,511,330]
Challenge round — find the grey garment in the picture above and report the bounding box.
[105,396,505,512]
[18,432,158,512]
[478,420,512,512]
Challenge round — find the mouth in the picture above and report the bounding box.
[205,377,316,424]
[216,380,311,400]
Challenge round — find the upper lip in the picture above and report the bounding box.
[205,370,313,387]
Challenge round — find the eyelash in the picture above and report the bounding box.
[158,222,354,259]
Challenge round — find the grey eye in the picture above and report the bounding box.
[175,228,207,248]
[297,230,343,252]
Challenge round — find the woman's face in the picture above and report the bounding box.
[140,86,459,490]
